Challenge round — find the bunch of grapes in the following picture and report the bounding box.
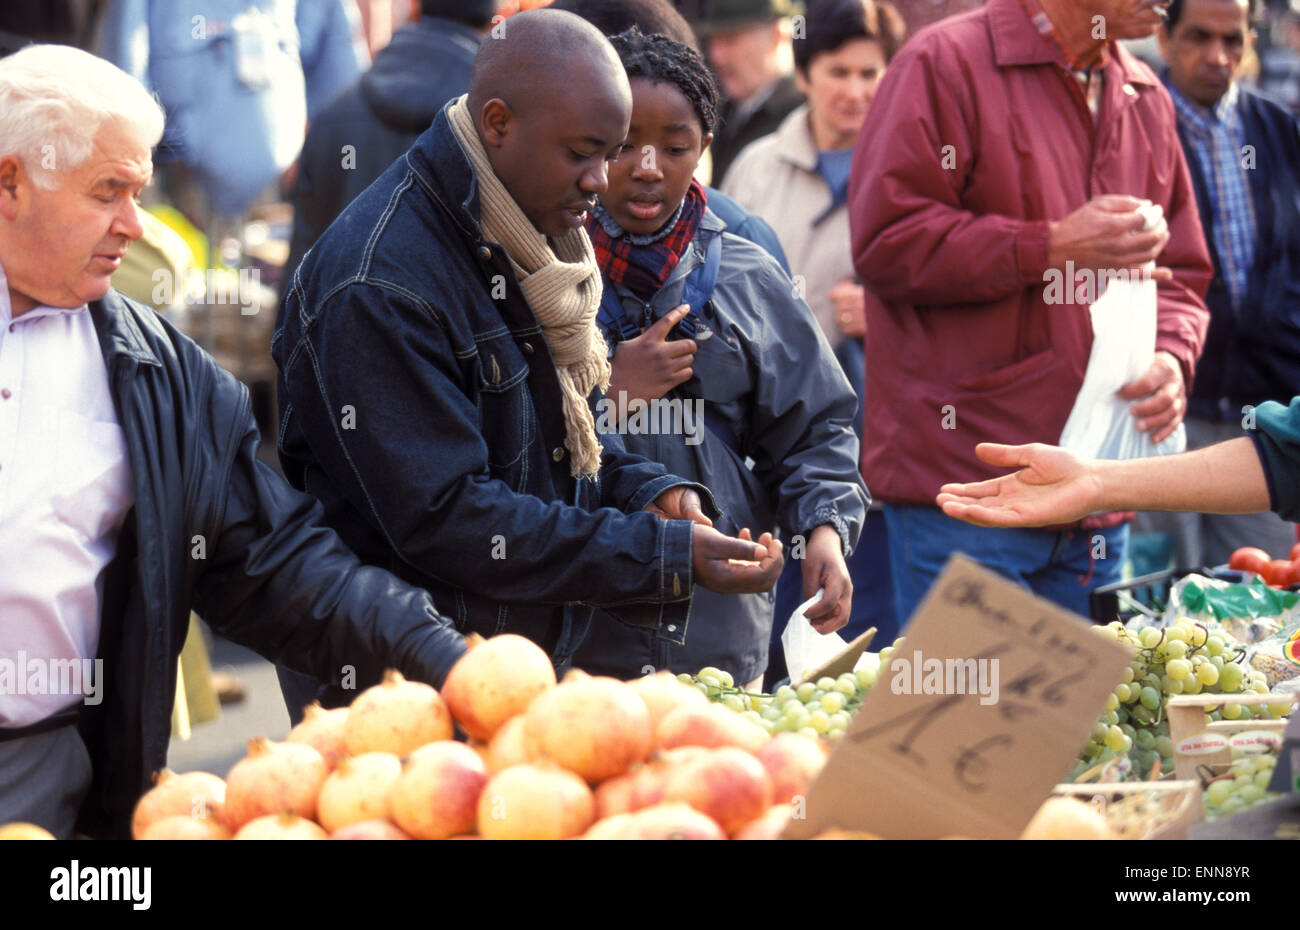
[1071,620,1286,781]
[1202,753,1280,821]
[679,638,905,741]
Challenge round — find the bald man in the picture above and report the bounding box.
[272,9,784,719]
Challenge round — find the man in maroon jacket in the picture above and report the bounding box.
[849,0,1212,623]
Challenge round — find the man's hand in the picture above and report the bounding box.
[646,486,712,527]
[830,280,866,339]
[693,525,784,594]
[935,442,1104,527]
[606,306,698,411]
[1047,194,1173,282]
[800,525,851,634]
[1118,350,1186,444]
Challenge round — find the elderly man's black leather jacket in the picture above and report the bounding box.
[73,291,466,839]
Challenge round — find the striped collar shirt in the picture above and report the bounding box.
[1166,80,1256,310]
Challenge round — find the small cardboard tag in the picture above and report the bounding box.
[784,555,1134,839]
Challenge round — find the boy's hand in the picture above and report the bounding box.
[606,306,697,412]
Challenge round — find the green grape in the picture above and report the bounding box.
[698,674,722,691]
[1221,703,1244,720]
[1105,692,1119,711]
[1104,725,1127,751]
[1207,635,1226,655]
[1161,674,1184,695]
[1253,770,1273,789]
[1205,780,1234,806]
[1219,663,1244,691]
[1182,677,1203,695]
[1131,705,1156,726]
[826,727,846,740]
[1165,640,1189,660]
[1250,680,1269,694]
[1139,627,1162,649]
[1237,784,1267,805]
[774,685,797,704]
[1143,673,1162,689]
[1217,796,1246,816]
[831,679,856,696]
[810,690,826,703]
[1167,624,1191,643]
[759,718,777,734]
[1120,666,1135,684]
[1166,658,1192,681]
[1114,683,1132,703]
[796,727,819,741]
[820,692,846,714]
[1092,722,1109,742]
[1134,729,1156,751]
[808,710,831,734]
[676,673,693,685]
[815,677,836,691]
[781,698,803,715]
[1103,709,1119,725]
[1140,686,1161,710]
[1269,701,1294,718]
[1118,733,1133,752]
[855,667,877,690]
[761,704,783,722]
[741,709,762,724]
[1196,662,1219,686]
[723,693,746,713]
[1155,736,1174,757]
[796,682,816,702]
[828,711,851,731]
[693,681,710,695]
[1210,655,1226,671]
[1119,723,1137,741]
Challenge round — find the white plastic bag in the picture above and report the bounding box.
[1058,201,1186,461]
[781,590,847,682]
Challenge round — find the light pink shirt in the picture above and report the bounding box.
[0,263,134,727]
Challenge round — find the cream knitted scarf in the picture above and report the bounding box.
[448,95,610,479]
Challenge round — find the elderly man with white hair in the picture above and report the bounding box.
[0,44,468,840]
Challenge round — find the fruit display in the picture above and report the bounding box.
[1201,753,1281,821]
[127,641,832,841]
[1068,619,1289,782]
[675,638,901,741]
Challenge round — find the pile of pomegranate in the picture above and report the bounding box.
[133,635,829,840]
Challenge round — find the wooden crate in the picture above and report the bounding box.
[1165,692,1292,781]
[1051,780,1202,840]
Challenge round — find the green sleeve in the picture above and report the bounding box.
[1250,397,1300,521]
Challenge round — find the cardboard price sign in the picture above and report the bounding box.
[785,555,1135,839]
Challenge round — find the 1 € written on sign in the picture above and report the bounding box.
[784,555,1135,839]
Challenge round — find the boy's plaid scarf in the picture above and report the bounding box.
[588,180,707,300]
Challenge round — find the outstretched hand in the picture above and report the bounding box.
[935,443,1104,528]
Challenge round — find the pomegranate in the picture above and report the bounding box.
[388,741,488,840]
[441,633,557,740]
[131,769,228,838]
[663,747,774,835]
[593,762,665,818]
[477,761,595,840]
[316,752,403,833]
[485,714,532,774]
[656,702,769,753]
[627,672,709,731]
[732,804,793,840]
[233,812,329,840]
[625,802,727,840]
[138,814,232,841]
[523,674,652,782]
[286,702,350,771]
[581,812,641,840]
[331,820,411,840]
[224,738,328,828]
[344,669,454,757]
[756,734,828,805]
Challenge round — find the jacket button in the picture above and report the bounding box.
[478,246,492,261]
[552,446,565,462]
[521,342,534,354]
[666,624,677,633]
[0,389,9,400]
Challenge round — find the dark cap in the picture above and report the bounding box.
[695,0,806,37]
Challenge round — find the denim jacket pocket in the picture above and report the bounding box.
[473,336,534,483]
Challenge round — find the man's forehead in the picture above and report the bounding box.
[1180,0,1251,29]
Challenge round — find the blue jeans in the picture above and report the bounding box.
[883,504,1129,627]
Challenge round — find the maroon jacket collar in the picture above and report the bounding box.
[987,0,1158,89]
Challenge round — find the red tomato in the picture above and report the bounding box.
[1228,547,1273,576]
[1265,559,1294,587]
[1283,561,1300,589]
[1289,542,1300,562]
